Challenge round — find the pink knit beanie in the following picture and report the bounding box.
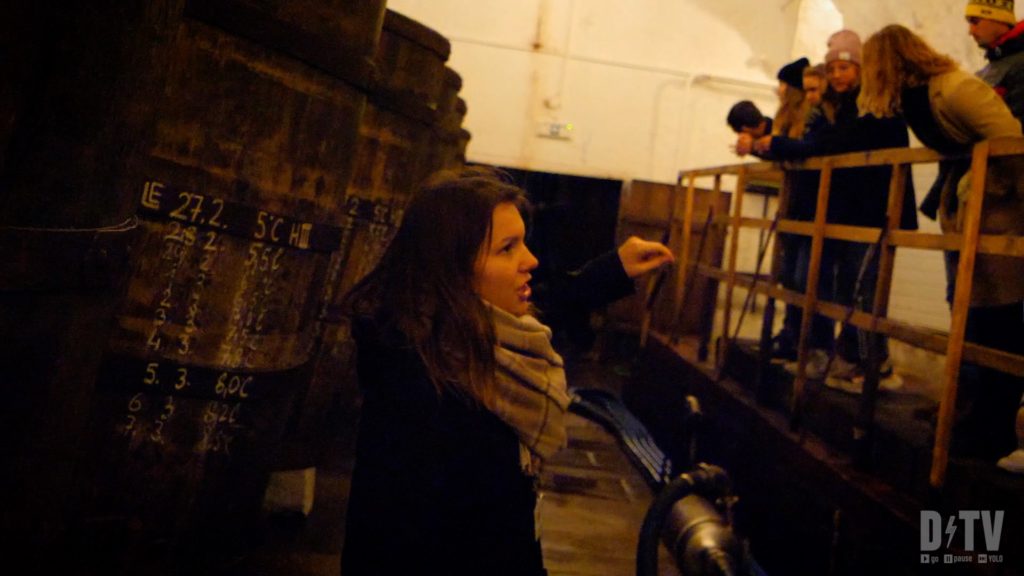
[825,29,862,65]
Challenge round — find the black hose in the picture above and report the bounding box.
[636,464,731,576]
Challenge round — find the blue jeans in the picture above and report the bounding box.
[776,232,803,348]
[792,236,836,352]
[827,240,887,364]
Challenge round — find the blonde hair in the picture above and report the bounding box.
[858,24,958,117]
[773,84,807,138]
[801,64,835,124]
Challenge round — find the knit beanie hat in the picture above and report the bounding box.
[965,0,1016,25]
[825,29,862,65]
[777,57,810,90]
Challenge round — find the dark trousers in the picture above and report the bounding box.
[827,240,887,364]
[791,237,837,352]
[776,232,803,348]
[953,301,1024,458]
[943,250,1024,457]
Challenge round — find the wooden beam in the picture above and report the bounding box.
[719,170,743,372]
[694,263,1024,377]
[669,174,698,338]
[791,160,833,427]
[719,222,1024,258]
[932,141,990,488]
[680,162,781,179]
[680,139,1024,179]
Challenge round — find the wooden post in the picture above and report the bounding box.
[639,176,682,348]
[931,141,990,487]
[854,163,907,468]
[790,160,833,431]
[718,169,747,374]
[695,205,718,361]
[757,172,792,402]
[669,173,698,343]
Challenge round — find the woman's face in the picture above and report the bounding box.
[777,81,788,102]
[827,60,859,94]
[473,202,539,316]
[803,76,823,106]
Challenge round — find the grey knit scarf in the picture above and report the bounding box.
[483,302,571,475]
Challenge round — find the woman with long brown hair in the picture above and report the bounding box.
[860,24,1024,470]
[340,166,674,574]
[773,57,811,140]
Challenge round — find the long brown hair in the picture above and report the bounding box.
[858,24,958,117]
[773,83,808,138]
[343,166,530,404]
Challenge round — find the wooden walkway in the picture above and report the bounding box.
[540,413,679,576]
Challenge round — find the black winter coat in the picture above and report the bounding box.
[768,88,919,231]
[341,252,633,576]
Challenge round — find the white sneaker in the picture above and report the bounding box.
[997,449,1024,474]
[783,349,830,380]
[827,356,860,380]
[825,358,903,394]
[851,358,903,392]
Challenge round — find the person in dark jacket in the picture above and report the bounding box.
[751,64,837,378]
[962,0,1024,468]
[967,0,1024,122]
[339,166,674,575]
[727,100,773,158]
[766,57,812,362]
[753,30,918,391]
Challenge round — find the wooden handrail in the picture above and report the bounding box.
[666,138,1024,489]
[678,137,1024,178]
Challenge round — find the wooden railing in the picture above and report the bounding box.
[660,137,1024,488]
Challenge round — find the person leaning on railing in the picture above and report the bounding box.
[859,24,1024,472]
[764,57,812,362]
[752,30,919,391]
[751,63,838,376]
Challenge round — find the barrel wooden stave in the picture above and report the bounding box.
[275,11,465,473]
[70,3,381,564]
[373,10,451,114]
[0,0,180,552]
[185,0,386,89]
[1,0,178,228]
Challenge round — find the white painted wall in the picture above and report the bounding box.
[388,0,797,181]
[386,0,1020,334]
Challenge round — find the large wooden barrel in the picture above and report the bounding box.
[274,10,456,473]
[430,93,471,172]
[59,1,386,569]
[0,0,179,553]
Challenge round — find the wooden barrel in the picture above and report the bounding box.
[64,1,385,569]
[371,10,451,116]
[0,0,178,553]
[273,10,453,472]
[426,68,471,172]
[430,94,471,172]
